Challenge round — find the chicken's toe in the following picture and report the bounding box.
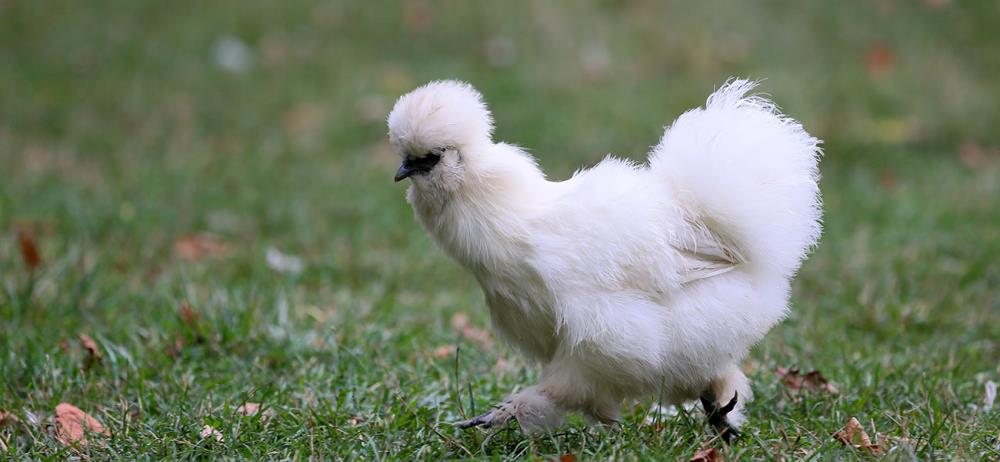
[454,406,512,429]
[700,390,740,443]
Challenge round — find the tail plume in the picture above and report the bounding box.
[650,79,822,278]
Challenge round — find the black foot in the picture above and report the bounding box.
[700,390,740,443]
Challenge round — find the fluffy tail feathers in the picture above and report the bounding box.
[649,79,822,279]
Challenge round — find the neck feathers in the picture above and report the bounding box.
[407,143,549,272]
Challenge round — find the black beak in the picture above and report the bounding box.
[393,153,442,182]
[394,162,415,182]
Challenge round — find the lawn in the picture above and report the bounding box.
[2,0,999,460]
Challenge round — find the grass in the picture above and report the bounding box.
[2,0,999,459]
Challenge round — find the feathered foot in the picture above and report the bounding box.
[455,401,513,429]
[700,390,740,443]
[454,386,564,433]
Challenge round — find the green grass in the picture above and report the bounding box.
[2,0,999,459]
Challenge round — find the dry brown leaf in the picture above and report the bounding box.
[403,0,432,34]
[878,168,899,192]
[78,334,102,369]
[283,103,326,145]
[199,424,224,442]
[689,447,721,462]
[0,411,19,427]
[548,454,576,462]
[174,234,228,261]
[450,313,495,349]
[165,336,185,358]
[237,402,259,416]
[777,367,838,393]
[236,402,262,417]
[17,229,41,271]
[959,141,998,170]
[834,417,880,454]
[431,345,457,358]
[55,403,109,446]
[180,303,200,325]
[864,43,895,78]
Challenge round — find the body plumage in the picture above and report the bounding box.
[387,79,822,437]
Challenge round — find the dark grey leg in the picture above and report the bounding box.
[700,390,740,443]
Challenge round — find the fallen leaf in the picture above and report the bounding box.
[236,402,274,418]
[403,0,432,34]
[878,169,898,192]
[494,356,515,379]
[864,42,895,78]
[554,454,576,462]
[78,334,102,369]
[0,411,19,427]
[178,303,206,344]
[199,424,224,442]
[174,234,228,261]
[179,303,200,325]
[689,447,721,462]
[237,402,259,416]
[55,403,109,446]
[283,103,326,143]
[431,345,457,358]
[580,41,611,81]
[777,367,838,393]
[959,141,998,170]
[17,229,41,271]
[450,313,495,349]
[165,336,185,358]
[834,417,880,454]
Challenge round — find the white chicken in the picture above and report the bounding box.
[386,79,822,440]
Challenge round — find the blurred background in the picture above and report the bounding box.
[1,0,998,459]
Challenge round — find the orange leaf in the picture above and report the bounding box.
[864,43,895,78]
[174,234,228,261]
[430,345,457,358]
[179,303,200,325]
[166,336,185,358]
[55,403,109,446]
[17,229,41,271]
[78,334,102,369]
[450,313,495,349]
[199,424,224,442]
[237,402,260,416]
[403,0,432,34]
[689,447,721,462]
[834,417,880,453]
[0,411,19,427]
[777,367,838,393]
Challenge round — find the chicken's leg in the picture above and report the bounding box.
[456,385,565,434]
[700,390,740,443]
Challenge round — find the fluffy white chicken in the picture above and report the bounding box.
[387,79,822,440]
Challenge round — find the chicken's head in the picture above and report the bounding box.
[386,80,493,188]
